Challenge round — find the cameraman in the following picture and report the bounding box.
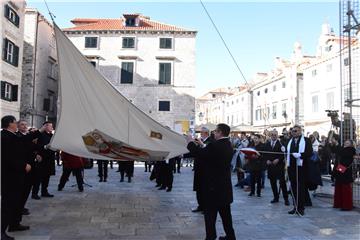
[329,112,356,142]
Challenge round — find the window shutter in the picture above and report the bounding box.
[3,38,8,61]
[85,37,90,48]
[1,81,6,100]
[15,14,20,27]
[11,84,18,101]
[165,63,171,84]
[13,44,19,67]
[4,4,9,18]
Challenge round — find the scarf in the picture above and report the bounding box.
[287,135,305,167]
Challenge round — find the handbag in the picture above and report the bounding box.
[336,163,347,174]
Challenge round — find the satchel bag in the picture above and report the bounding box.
[336,164,347,174]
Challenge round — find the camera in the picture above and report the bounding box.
[325,110,339,118]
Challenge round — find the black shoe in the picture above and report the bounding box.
[8,224,30,232]
[120,179,124,182]
[191,207,203,213]
[158,186,166,190]
[99,178,103,182]
[58,185,63,191]
[297,209,305,216]
[22,208,30,215]
[288,209,296,215]
[31,194,41,200]
[284,199,290,206]
[270,199,279,203]
[166,188,172,192]
[219,236,235,240]
[79,187,84,192]
[116,170,120,172]
[1,232,14,240]
[257,193,261,198]
[128,178,131,183]
[41,193,54,197]
[103,179,107,182]
[248,192,254,197]
[155,184,161,187]
[234,183,240,187]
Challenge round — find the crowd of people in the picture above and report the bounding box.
[1,114,359,240]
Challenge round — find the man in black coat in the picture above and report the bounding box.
[32,121,56,199]
[264,130,289,205]
[287,125,313,216]
[187,123,236,240]
[1,116,32,240]
[192,127,215,213]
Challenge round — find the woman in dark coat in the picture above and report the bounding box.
[331,139,355,211]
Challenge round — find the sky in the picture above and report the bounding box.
[27,0,339,97]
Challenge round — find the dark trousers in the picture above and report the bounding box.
[250,170,262,195]
[204,205,236,240]
[98,161,108,180]
[145,162,152,172]
[288,166,306,211]
[58,168,84,190]
[173,158,181,173]
[22,172,33,208]
[269,175,288,201]
[32,174,50,196]
[196,190,204,209]
[2,183,24,232]
[162,163,173,189]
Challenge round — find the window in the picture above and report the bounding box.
[125,18,136,27]
[89,61,96,67]
[159,63,171,84]
[212,93,216,98]
[264,88,268,94]
[255,109,260,121]
[326,92,335,109]
[159,101,170,111]
[4,5,19,27]
[326,64,332,72]
[84,37,98,48]
[312,69,317,77]
[257,91,260,96]
[160,38,172,49]
[273,85,276,92]
[344,58,349,66]
[122,37,135,48]
[272,104,277,119]
[312,95,319,112]
[282,81,286,88]
[1,81,18,102]
[2,38,19,67]
[281,103,287,116]
[227,116,229,124]
[121,62,134,84]
[325,45,332,52]
[48,61,57,79]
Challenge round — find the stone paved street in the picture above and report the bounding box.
[11,164,360,240]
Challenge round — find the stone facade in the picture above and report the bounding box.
[1,0,26,118]
[20,8,58,128]
[63,14,196,133]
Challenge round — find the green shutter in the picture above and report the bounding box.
[1,81,6,100]
[4,5,9,18]
[13,44,19,67]
[3,38,8,61]
[11,84,18,101]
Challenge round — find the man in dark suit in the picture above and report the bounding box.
[287,125,313,216]
[192,127,215,213]
[1,116,32,240]
[32,121,56,199]
[187,123,236,240]
[264,130,289,205]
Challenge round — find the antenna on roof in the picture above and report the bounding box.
[44,0,56,22]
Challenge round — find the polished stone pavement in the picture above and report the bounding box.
[10,164,360,240]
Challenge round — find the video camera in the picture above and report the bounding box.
[325,110,339,118]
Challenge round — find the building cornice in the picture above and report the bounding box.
[63,30,197,36]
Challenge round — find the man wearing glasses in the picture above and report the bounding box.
[187,124,236,240]
[286,125,313,216]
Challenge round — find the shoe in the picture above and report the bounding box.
[219,236,235,240]
[120,179,124,182]
[270,199,279,203]
[116,170,120,172]
[257,193,261,198]
[57,185,63,191]
[31,194,40,200]
[128,178,131,183]
[41,193,54,197]
[155,184,161,187]
[22,208,30,215]
[158,186,166,190]
[1,232,14,240]
[248,192,254,197]
[8,224,30,232]
[99,179,103,182]
[191,207,203,213]
[234,183,240,187]
[103,179,107,182]
[284,199,290,206]
[79,188,84,192]
[297,209,305,216]
[166,188,172,192]
[288,209,296,215]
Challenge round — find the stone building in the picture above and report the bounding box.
[1,0,26,118]
[20,8,58,128]
[63,13,197,133]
